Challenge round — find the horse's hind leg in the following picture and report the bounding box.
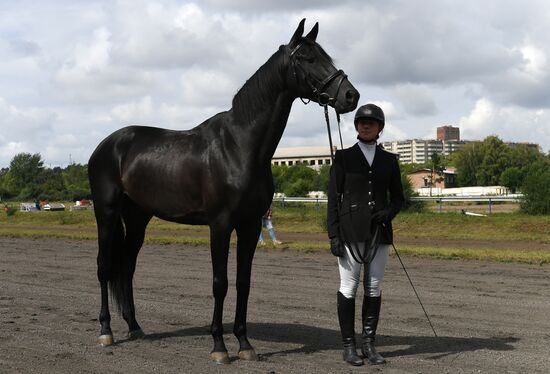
[119,198,151,340]
[209,221,232,364]
[233,218,262,361]
[94,194,124,346]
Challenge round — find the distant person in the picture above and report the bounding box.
[258,206,282,245]
[327,103,404,366]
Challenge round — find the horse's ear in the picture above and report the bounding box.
[305,22,318,42]
[289,18,305,46]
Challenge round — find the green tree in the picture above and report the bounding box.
[454,142,483,186]
[271,165,289,194]
[63,163,91,200]
[508,144,544,168]
[401,172,425,212]
[520,160,550,214]
[38,167,65,200]
[271,163,326,196]
[0,168,13,199]
[477,136,510,186]
[9,153,45,199]
[282,164,317,196]
[499,167,523,193]
[313,164,331,193]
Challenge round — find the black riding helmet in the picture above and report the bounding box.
[354,103,385,130]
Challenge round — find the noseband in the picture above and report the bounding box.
[288,42,348,106]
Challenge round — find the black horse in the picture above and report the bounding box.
[88,19,359,364]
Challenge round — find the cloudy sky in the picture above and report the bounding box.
[1,0,550,168]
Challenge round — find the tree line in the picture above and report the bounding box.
[1,137,549,214]
[0,153,90,202]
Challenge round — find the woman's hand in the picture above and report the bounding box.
[330,236,345,257]
[372,209,391,224]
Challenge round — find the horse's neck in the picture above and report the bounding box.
[231,52,295,166]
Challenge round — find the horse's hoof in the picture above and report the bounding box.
[210,351,230,364]
[127,329,145,340]
[238,349,258,361]
[98,334,114,346]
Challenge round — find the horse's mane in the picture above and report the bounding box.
[231,48,286,123]
[231,39,334,124]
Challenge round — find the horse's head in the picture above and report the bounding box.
[285,19,359,114]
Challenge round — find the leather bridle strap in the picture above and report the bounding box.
[289,42,348,106]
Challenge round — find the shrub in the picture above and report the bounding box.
[4,205,17,216]
[520,161,550,215]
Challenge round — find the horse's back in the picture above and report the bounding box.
[88,123,229,221]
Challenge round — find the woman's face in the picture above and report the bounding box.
[356,119,381,143]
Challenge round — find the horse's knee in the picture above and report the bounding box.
[212,276,228,298]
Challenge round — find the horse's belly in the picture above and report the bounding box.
[155,211,209,225]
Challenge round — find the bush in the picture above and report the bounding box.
[520,161,550,214]
[401,173,426,212]
[3,205,17,216]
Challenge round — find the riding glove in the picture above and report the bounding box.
[330,236,345,257]
[372,209,392,224]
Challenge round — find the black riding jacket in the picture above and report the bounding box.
[327,143,404,245]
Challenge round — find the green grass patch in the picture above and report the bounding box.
[393,245,550,265]
[2,202,550,264]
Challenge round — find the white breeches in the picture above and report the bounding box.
[338,243,389,298]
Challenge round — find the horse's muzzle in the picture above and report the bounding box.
[334,87,360,114]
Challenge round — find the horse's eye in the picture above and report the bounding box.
[298,54,315,63]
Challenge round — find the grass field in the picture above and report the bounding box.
[1,202,549,263]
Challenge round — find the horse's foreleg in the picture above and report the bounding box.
[96,216,123,346]
[209,224,231,364]
[233,219,261,361]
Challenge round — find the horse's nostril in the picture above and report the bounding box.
[346,89,359,104]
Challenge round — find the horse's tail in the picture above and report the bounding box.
[108,217,135,317]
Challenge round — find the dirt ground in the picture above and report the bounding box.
[1,236,549,374]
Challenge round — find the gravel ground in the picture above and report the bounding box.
[1,236,549,373]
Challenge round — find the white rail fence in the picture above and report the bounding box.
[273,195,523,214]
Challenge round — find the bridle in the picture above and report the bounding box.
[288,42,348,108]
[286,42,348,161]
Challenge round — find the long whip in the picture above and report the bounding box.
[391,242,438,337]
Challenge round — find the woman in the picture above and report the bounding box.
[327,103,404,366]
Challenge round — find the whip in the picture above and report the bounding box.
[391,242,438,337]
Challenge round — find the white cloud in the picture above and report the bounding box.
[459,98,550,146]
[519,44,548,79]
[2,0,550,168]
[459,98,497,139]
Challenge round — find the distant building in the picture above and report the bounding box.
[437,125,460,141]
[381,139,466,164]
[504,141,541,151]
[272,125,540,168]
[272,145,342,170]
[407,168,458,190]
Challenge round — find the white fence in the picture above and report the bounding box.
[272,195,523,213]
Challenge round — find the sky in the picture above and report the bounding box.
[1,0,550,168]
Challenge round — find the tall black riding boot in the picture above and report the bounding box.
[361,295,386,364]
[337,292,364,366]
